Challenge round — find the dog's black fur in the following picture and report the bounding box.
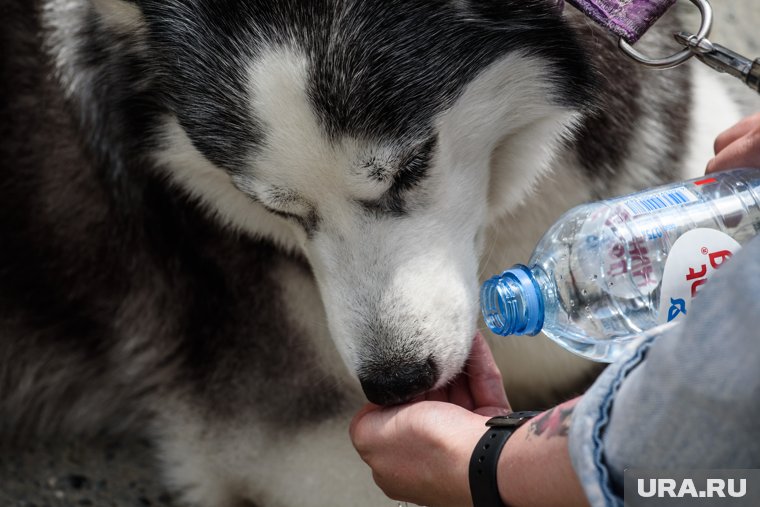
[1,1,703,505]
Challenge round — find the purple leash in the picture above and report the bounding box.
[560,0,760,93]
[563,0,676,44]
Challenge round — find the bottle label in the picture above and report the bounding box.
[621,186,699,216]
[657,228,741,324]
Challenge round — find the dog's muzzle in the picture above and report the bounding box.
[358,357,439,406]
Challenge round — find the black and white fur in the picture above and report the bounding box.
[0,0,742,505]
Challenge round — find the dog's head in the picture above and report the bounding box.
[86,0,592,404]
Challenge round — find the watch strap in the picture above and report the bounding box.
[469,411,541,507]
[468,425,513,507]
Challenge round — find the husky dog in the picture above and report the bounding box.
[1,0,742,505]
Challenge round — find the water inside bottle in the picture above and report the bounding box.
[483,169,760,362]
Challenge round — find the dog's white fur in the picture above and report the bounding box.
[26,1,746,505]
[158,46,585,390]
[151,50,742,507]
[158,44,742,402]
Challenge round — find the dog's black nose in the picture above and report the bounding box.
[359,357,438,406]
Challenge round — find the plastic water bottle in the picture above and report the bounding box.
[481,168,760,362]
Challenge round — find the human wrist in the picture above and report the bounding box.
[494,400,588,507]
[454,414,494,507]
[469,412,542,507]
[469,411,544,507]
[495,423,530,506]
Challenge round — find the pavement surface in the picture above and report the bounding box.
[2,1,759,506]
[0,438,175,507]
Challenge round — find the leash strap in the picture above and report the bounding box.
[565,0,676,44]
[559,0,760,93]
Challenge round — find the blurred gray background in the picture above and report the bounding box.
[2,1,759,506]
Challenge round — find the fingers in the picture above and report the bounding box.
[354,333,510,438]
[707,129,760,174]
[708,112,760,174]
[423,371,476,409]
[352,402,489,507]
[465,333,511,412]
[447,373,475,411]
[425,386,449,403]
[349,403,385,452]
[474,406,512,417]
[713,112,760,155]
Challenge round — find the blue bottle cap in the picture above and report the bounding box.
[480,264,545,336]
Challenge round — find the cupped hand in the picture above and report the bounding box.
[349,333,510,507]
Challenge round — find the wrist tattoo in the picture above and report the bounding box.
[526,398,579,440]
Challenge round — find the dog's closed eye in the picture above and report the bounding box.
[258,187,319,232]
[261,187,311,214]
[231,177,319,234]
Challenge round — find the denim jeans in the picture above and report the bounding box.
[569,235,760,506]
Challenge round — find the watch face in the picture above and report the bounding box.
[486,410,543,428]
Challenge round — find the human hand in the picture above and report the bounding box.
[707,112,760,173]
[349,333,510,507]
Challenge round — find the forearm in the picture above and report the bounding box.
[496,398,589,507]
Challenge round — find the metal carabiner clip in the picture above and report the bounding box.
[618,0,713,70]
[616,0,760,95]
[674,31,760,94]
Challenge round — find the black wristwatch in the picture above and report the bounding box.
[469,411,542,507]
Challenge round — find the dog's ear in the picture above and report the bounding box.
[91,0,144,31]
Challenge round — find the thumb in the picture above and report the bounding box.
[349,403,382,442]
[474,406,512,417]
[466,333,511,411]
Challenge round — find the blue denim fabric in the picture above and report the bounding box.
[568,235,760,507]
